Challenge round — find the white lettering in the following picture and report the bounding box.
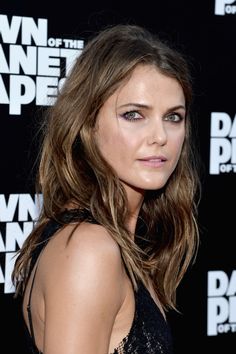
[0,15,47,45]
[0,44,10,73]
[10,45,37,75]
[0,194,41,221]
[18,194,41,221]
[209,138,231,174]
[208,271,228,296]
[48,37,63,47]
[0,194,19,222]
[211,112,232,137]
[9,75,35,114]
[21,17,47,46]
[37,47,60,76]
[229,116,236,137]
[225,4,236,13]
[208,297,228,335]
[60,48,81,76]
[36,76,58,106]
[229,296,236,322]
[0,231,5,251]
[0,74,10,103]
[5,222,33,251]
[215,0,235,15]
[227,270,236,296]
[0,264,4,283]
[4,252,17,293]
[0,15,22,43]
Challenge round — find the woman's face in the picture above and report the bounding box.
[95,64,186,194]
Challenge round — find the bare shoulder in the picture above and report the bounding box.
[41,220,123,274]
[40,221,125,304]
[67,221,122,258]
[36,222,127,352]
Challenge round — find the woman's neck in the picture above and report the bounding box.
[123,183,145,236]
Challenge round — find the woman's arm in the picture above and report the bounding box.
[42,223,125,354]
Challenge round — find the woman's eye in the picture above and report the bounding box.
[165,113,184,122]
[121,111,143,121]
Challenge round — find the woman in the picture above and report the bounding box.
[12,24,200,354]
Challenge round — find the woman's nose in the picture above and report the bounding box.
[147,120,167,146]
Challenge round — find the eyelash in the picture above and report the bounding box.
[121,110,184,123]
[164,112,184,122]
[121,110,142,122]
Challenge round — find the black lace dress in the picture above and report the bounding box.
[24,210,173,354]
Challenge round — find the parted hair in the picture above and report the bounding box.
[12,24,201,311]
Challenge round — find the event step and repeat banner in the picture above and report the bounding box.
[0,1,235,353]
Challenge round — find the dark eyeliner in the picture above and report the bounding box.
[165,112,184,122]
[121,110,142,122]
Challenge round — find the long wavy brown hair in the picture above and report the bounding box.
[12,24,201,312]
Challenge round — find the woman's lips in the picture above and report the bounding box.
[138,156,167,167]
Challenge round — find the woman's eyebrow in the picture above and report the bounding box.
[118,103,151,109]
[118,103,186,111]
[165,105,186,112]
